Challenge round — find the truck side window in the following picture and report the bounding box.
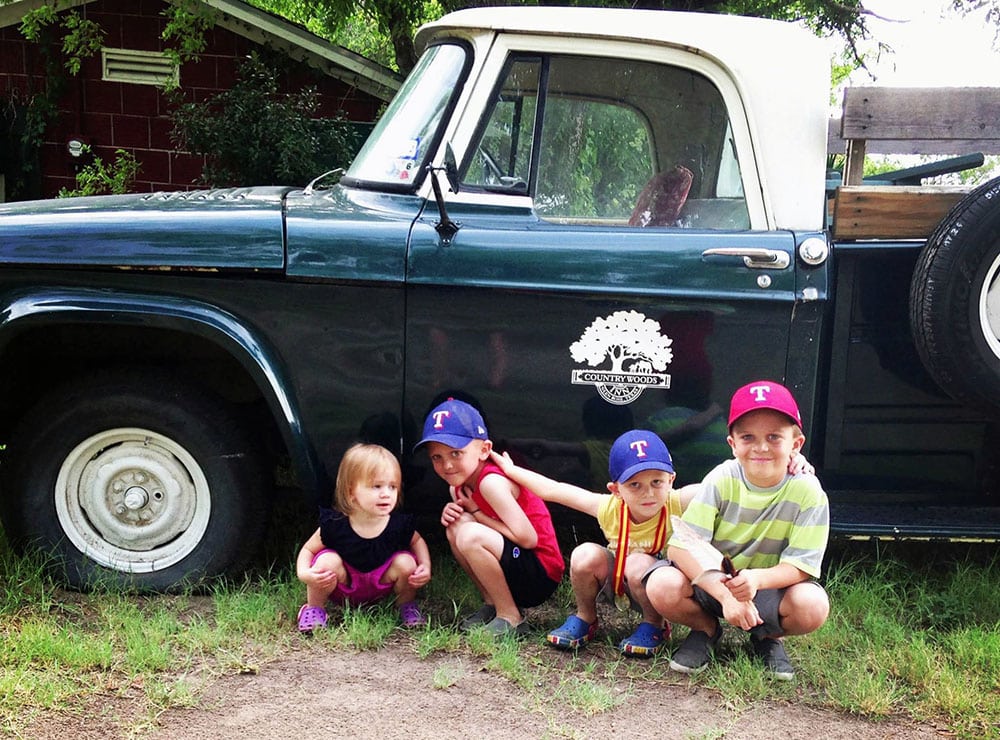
[462,58,540,194]
[465,53,749,229]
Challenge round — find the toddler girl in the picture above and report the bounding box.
[296,443,431,632]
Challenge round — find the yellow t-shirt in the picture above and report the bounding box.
[595,489,683,557]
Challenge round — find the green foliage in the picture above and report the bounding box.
[857,154,1000,186]
[537,99,651,219]
[558,674,624,714]
[169,53,362,186]
[20,6,104,74]
[17,4,59,42]
[57,147,141,197]
[58,12,104,75]
[808,545,1000,738]
[249,0,874,74]
[161,0,218,70]
[10,3,105,200]
[413,625,462,658]
[247,0,443,72]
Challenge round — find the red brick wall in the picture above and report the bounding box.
[0,0,385,199]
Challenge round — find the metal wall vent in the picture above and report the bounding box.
[102,49,178,87]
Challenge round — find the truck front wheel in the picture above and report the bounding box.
[0,371,266,591]
[910,175,1000,416]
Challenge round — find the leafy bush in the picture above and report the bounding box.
[169,53,363,187]
[58,147,140,197]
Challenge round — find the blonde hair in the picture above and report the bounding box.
[333,443,403,514]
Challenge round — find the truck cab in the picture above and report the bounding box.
[0,7,996,591]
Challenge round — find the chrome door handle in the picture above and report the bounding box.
[702,247,790,269]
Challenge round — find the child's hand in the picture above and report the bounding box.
[788,453,815,476]
[453,484,477,512]
[441,501,466,527]
[409,563,431,587]
[724,569,759,603]
[305,565,338,591]
[722,597,763,631]
[489,449,515,474]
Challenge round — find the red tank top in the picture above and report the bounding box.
[472,462,565,583]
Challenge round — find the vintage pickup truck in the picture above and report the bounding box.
[1,7,998,590]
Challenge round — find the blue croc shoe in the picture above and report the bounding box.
[546,614,597,650]
[619,621,670,658]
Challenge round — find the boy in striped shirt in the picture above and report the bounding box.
[645,380,830,680]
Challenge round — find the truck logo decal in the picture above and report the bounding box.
[569,310,672,405]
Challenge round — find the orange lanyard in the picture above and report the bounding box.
[613,503,667,596]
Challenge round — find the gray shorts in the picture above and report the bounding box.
[641,560,825,637]
[595,546,648,612]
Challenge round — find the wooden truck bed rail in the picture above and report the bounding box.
[829,86,1000,239]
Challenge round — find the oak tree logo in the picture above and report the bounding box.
[569,310,673,404]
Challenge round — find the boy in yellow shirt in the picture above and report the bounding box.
[493,429,697,656]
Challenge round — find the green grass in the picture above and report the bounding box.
[803,543,1000,738]
[0,531,997,739]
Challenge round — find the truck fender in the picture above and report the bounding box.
[910,175,1000,416]
[0,287,320,492]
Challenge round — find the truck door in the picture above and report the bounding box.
[405,47,799,494]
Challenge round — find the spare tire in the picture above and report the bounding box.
[910,175,1000,416]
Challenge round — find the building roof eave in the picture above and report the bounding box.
[0,0,92,28]
[203,0,401,101]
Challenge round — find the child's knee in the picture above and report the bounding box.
[624,553,655,580]
[645,564,685,605]
[314,551,342,570]
[569,542,607,573]
[453,523,491,553]
[782,582,830,632]
[445,522,466,552]
[391,551,417,575]
[801,589,830,630]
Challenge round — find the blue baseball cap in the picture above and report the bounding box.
[609,429,674,483]
[414,398,489,451]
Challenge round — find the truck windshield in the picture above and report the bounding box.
[344,43,467,190]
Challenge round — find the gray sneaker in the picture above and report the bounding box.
[482,616,531,638]
[459,604,497,631]
[668,625,721,674]
[750,636,795,680]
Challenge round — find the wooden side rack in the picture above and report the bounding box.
[829,86,1000,239]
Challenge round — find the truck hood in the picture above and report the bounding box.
[0,187,295,271]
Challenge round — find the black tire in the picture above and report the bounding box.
[910,175,1000,416]
[0,371,267,591]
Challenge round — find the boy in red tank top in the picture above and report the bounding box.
[416,398,564,637]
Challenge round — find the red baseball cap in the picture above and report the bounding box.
[728,380,802,429]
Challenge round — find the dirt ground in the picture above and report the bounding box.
[26,636,947,740]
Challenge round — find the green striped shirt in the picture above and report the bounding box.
[670,459,829,578]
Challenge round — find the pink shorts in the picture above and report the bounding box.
[311,549,411,606]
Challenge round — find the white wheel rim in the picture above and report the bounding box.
[54,428,211,573]
[981,252,1000,361]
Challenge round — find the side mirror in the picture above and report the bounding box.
[427,143,461,245]
[443,143,460,194]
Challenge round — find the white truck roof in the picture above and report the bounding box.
[417,7,830,231]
